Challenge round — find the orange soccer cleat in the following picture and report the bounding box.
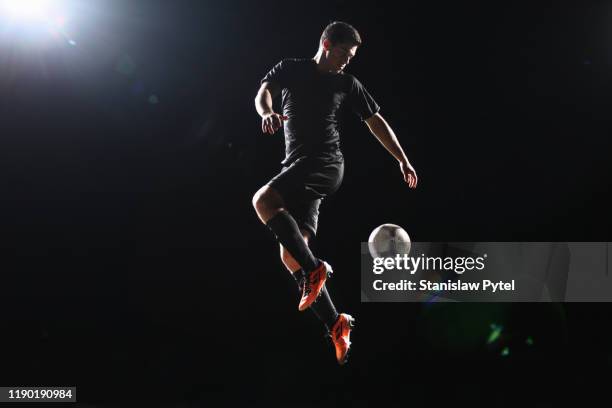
[330,313,355,365]
[298,261,332,312]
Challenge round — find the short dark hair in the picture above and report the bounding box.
[320,21,362,47]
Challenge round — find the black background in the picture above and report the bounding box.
[0,0,610,406]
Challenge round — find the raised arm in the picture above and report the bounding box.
[254,81,287,135]
[365,113,418,188]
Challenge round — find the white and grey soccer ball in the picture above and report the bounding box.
[368,223,411,258]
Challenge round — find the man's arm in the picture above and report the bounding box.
[365,113,418,188]
[255,82,287,135]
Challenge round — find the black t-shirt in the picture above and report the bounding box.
[261,58,380,165]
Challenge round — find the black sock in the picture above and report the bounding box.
[267,210,319,272]
[292,269,339,330]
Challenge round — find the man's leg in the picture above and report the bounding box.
[253,185,331,311]
[280,230,339,330]
[252,185,319,272]
[280,231,354,365]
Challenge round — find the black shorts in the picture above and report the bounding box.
[267,155,344,237]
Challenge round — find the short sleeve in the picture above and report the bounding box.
[261,59,292,88]
[348,76,381,121]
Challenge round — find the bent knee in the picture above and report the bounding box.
[251,186,268,212]
[252,185,282,213]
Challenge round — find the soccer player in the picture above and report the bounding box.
[252,21,418,365]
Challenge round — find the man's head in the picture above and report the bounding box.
[318,21,361,72]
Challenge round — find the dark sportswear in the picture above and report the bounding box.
[261,58,380,166]
[266,210,319,272]
[261,58,379,235]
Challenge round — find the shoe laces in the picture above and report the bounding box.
[301,276,312,296]
[302,266,320,296]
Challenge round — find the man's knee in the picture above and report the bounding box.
[251,186,266,212]
[252,185,281,214]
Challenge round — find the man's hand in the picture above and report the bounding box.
[400,159,418,188]
[261,112,288,135]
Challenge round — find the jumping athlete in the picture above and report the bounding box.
[252,21,418,365]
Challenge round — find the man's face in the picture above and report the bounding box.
[324,41,358,72]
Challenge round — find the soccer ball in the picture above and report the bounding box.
[368,223,411,258]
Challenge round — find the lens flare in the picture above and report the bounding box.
[1,0,54,21]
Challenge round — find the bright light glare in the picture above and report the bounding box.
[1,0,55,21]
[0,0,72,42]
[0,0,76,50]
